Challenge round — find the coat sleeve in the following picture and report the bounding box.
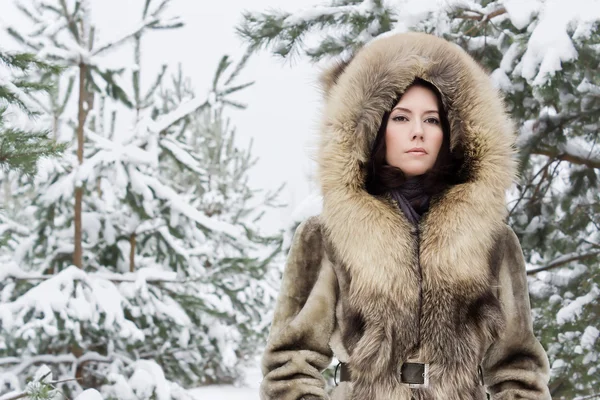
[260,216,338,400]
[481,226,551,400]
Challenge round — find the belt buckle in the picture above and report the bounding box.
[404,362,430,389]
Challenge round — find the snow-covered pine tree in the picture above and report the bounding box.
[153,59,284,385]
[238,1,600,398]
[1,0,282,399]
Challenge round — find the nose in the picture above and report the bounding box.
[411,121,424,141]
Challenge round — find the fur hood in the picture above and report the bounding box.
[260,32,550,400]
[317,32,518,293]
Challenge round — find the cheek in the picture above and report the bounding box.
[385,126,406,154]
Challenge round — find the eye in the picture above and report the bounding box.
[392,115,408,122]
[425,117,440,125]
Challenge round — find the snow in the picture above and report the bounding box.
[32,365,52,383]
[283,0,377,27]
[374,0,600,88]
[191,363,261,400]
[516,0,600,86]
[129,360,171,400]
[161,138,206,175]
[0,73,42,114]
[0,266,146,342]
[75,389,104,400]
[490,68,513,92]
[503,0,540,30]
[499,42,521,73]
[141,174,248,241]
[556,285,600,325]
[190,385,258,400]
[581,326,599,350]
[150,96,209,134]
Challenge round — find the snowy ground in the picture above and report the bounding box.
[190,363,261,400]
[190,385,258,400]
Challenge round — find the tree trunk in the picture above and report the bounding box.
[130,232,136,272]
[73,63,87,269]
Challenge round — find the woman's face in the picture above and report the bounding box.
[385,85,444,178]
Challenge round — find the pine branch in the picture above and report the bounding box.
[0,51,62,75]
[0,127,68,176]
[0,376,81,400]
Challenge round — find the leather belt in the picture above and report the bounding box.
[336,362,488,391]
[338,362,429,386]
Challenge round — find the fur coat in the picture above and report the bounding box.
[259,32,551,400]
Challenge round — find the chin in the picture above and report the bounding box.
[402,166,430,177]
[389,159,433,177]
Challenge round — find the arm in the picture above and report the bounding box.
[482,226,551,400]
[260,216,338,400]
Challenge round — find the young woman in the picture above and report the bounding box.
[259,32,551,400]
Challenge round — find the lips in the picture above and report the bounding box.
[407,148,427,154]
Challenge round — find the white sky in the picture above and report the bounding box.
[1,0,324,234]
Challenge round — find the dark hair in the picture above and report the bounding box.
[365,78,464,198]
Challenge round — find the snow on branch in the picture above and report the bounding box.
[282,1,378,27]
[556,284,600,325]
[0,266,145,342]
[160,137,206,175]
[139,173,248,241]
[0,352,111,376]
[533,144,600,170]
[91,17,161,56]
[0,75,43,114]
[148,95,209,134]
[0,214,30,236]
[518,113,600,169]
[2,263,184,283]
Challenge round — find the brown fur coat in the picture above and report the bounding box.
[260,32,551,400]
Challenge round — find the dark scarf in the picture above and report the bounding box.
[389,176,431,226]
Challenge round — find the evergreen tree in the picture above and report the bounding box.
[238,1,600,398]
[1,1,282,399]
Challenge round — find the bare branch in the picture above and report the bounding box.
[574,393,600,400]
[532,147,600,170]
[527,251,600,275]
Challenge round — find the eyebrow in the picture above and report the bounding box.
[391,107,439,114]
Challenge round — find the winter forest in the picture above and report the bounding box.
[0,0,598,399]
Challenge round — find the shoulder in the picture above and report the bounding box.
[498,223,523,251]
[492,224,528,277]
[488,224,525,277]
[280,216,331,307]
[289,215,325,251]
[287,215,326,269]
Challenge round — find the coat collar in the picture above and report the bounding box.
[316,32,518,294]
